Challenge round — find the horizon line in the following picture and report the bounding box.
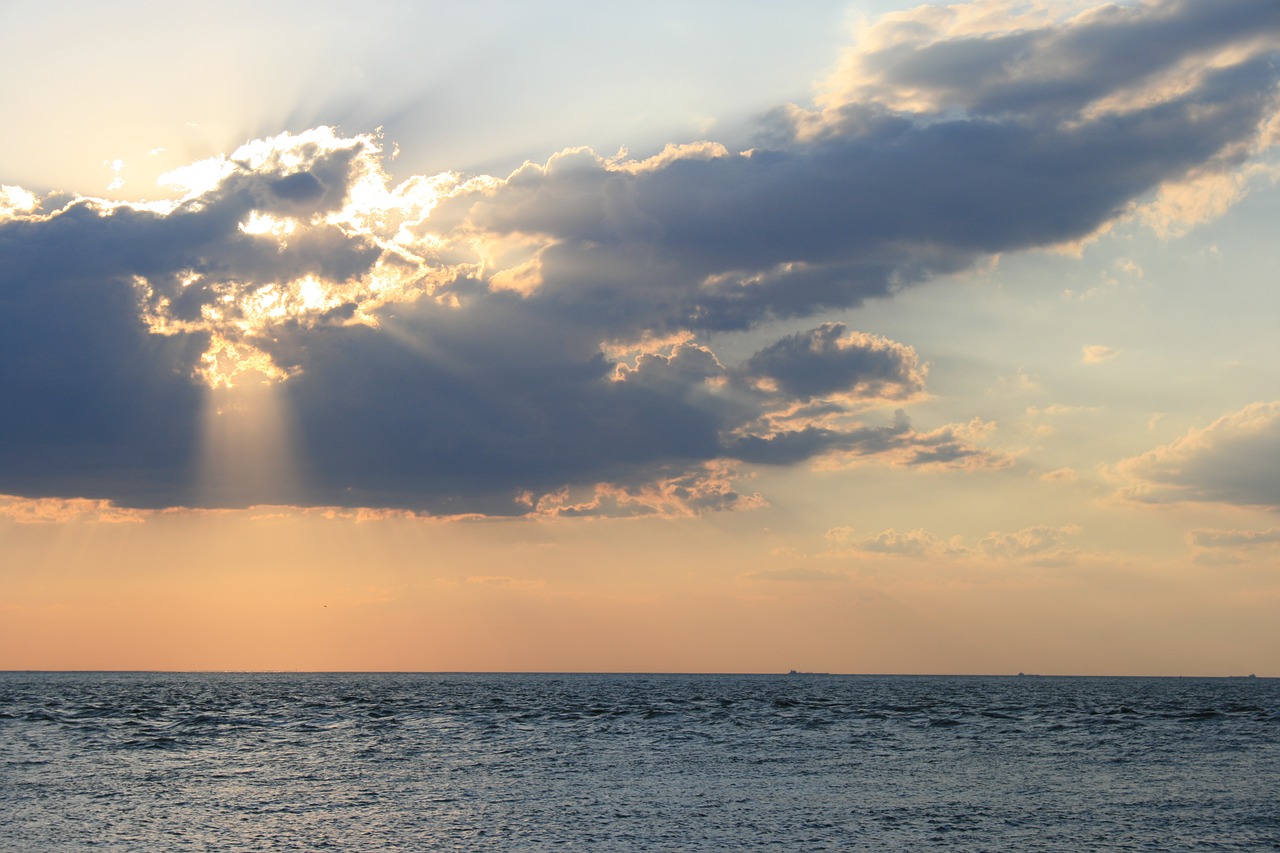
[0,669,1270,679]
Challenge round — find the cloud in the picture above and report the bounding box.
[738,323,926,404]
[1082,345,1118,364]
[822,0,1279,126]
[0,495,145,525]
[0,185,40,218]
[740,567,851,583]
[852,528,971,559]
[1187,526,1280,566]
[977,524,1083,561]
[529,462,766,520]
[2,0,1277,515]
[1024,405,1102,438]
[830,523,1082,564]
[1114,402,1280,508]
[1188,527,1280,549]
[818,415,1011,471]
[1027,405,1103,417]
[816,0,1280,238]
[465,576,546,591]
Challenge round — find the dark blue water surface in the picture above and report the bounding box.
[1,673,1277,851]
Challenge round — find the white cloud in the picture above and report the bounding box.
[1082,345,1117,364]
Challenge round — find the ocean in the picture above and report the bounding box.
[2,672,1276,851]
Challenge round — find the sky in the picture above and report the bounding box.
[2,0,1279,674]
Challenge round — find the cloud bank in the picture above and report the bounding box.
[2,0,1277,514]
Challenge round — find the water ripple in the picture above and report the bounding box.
[1,673,1278,850]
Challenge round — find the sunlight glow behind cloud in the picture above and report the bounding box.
[1,0,1278,520]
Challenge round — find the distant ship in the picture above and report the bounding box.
[786,669,829,676]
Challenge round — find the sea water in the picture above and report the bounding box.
[1,672,1277,851]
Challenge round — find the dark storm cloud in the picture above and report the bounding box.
[266,300,957,513]
[1,0,1277,513]
[0,256,205,507]
[268,298,729,512]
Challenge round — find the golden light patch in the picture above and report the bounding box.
[238,210,297,238]
[197,333,291,389]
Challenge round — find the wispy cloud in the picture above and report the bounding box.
[466,576,547,591]
[829,523,1083,565]
[1082,345,1118,364]
[741,567,851,583]
[1189,527,1280,549]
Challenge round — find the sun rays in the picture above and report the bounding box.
[198,373,301,508]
